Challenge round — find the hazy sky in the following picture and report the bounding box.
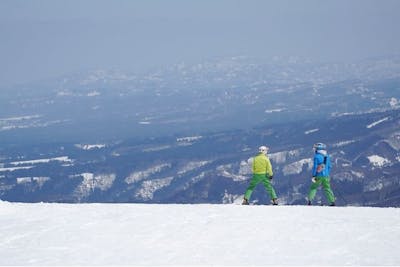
[1,0,400,86]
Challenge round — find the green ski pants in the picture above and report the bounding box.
[244,174,277,201]
[308,176,336,204]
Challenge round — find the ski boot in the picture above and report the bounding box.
[242,198,249,205]
[329,202,336,206]
[307,200,312,206]
[271,198,278,205]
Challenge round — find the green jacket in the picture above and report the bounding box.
[252,153,273,176]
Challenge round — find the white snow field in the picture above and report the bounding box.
[0,202,399,266]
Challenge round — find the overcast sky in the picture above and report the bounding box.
[1,0,400,86]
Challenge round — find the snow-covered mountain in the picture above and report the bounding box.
[0,108,399,206]
[0,56,399,206]
[0,201,399,266]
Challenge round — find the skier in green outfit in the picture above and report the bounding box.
[307,143,336,206]
[242,145,278,205]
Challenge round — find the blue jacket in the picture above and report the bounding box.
[312,150,331,177]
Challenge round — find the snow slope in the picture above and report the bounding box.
[0,202,399,266]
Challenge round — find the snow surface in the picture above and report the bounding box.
[264,108,285,113]
[0,202,399,266]
[390,97,399,107]
[125,163,172,184]
[217,164,248,182]
[9,156,72,166]
[176,135,203,142]
[0,166,34,172]
[282,158,312,175]
[135,177,174,200]
[367,155,392,167]
[366,117,389,128]
[71,173,116,200]
[16,176,50,186]
[304,128,319,135]
[332,139,356,147]
[75,144,106,150]
[0,115,42,121]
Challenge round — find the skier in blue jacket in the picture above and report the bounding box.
[307,143,336,206]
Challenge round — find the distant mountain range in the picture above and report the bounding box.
[0,55,399,206]
[1,55,400,141]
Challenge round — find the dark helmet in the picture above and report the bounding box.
[313,143,327,151]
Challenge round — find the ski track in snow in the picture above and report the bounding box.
[0,202,399,266]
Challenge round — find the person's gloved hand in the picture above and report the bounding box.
[269,175,273,180]
[311,177,317,183]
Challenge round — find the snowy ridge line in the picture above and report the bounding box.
[9,156,73,166]
[135,176,174,200]
[332,139,357,147]
[217,164,248,181]
[282,158,312,175]
[176,135,203,142]
[330,105,400,118]
[16,176,50,186]
[0,166,34,172]
[0,118,70,132]
[125,163,171,184]
[0,114,42,121]
[304,128,319,134]
[75,144,106,150]
[366,117,390,128]
[178,160,211,175]
[265,108,285,113]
